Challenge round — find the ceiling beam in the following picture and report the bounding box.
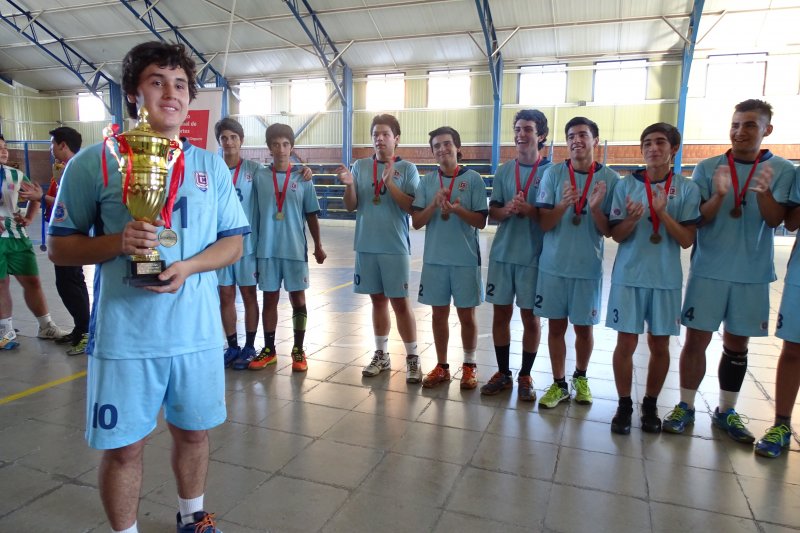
[0,0,121,118]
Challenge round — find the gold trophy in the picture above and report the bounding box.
[104,108,182,287]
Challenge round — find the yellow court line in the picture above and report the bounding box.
[317,281,353,295]
[0,370,87,406]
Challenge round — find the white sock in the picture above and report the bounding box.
[718,390,739,412]
[680,387,698,410]
[0,317,11,333]
[375,335,389,354]
[404,341,418,357]
[35,314,52,328]
[463,350,476,365]
[179,494,204,523]
[112,522,138,533]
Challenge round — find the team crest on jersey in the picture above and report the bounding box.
[290,181,298,191]
[195,172,208,191]
[668,185,677,199]
[458,181,467,191]
[53,202,67,223]
[393,170,401,179]
[246,172,253,183]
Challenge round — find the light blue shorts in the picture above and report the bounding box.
[606,285,681,336]
[257,258,309,292]
[681,276,769,337]
[776,283,800,343]
[217,253,258,287]
[354,252,410,298]
[535,271,601,326]
[485,260,538,309]
[418,263,483,308]
[85,348,226,450]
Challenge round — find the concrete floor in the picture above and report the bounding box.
[1,222,799,533]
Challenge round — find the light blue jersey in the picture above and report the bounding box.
[254,165,320,261]
[690,151,793,283]
[351,156,419,255]
[230,158,260,255]
[535,161,620,280]
[412,167,487,266]
[609,171,701,289]
[784,166,800,288]
[489,158,551,266]
[49,140,250,360]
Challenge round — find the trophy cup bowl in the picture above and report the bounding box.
[109,108,175,287]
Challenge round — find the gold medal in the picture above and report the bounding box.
[275,212,285,221]
[441,213,450,221]
[373,196,381,205]
[730,206,742,218]
[649,233,662,244]
[158,228,178,248]
[572,215,581,226]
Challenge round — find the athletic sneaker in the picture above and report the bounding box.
[640,402,662,434]
[66,333,88,356]
[480,371,513,395]
[712,407,755,444]
[571,376,593,405]
[755,424,792,458]
[176,511,222,532]
[406,356,422,384]
[517,375,536,402]
[611,404,633,435]
[0,328,18,350]
[662,402,695,434]
[539,383,570,409]
[55,330,77,345]
[460,364,478,390]
[248,346,277,370]
[363,350,391,376]
[232,347,256,370]
[223,346,240,368]
[291,347,308,372]
[37,321,69,340]
[422,365,451,388]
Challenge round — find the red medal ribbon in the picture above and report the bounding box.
[231,160,243,186]
[643,170,673,237]
[726,149,766,210]
[438,165,460,203]
[160,140,184,229]
[272,163,293,215]
[372,156,395,201]
[567,160,595,217]
[515,157,541,198]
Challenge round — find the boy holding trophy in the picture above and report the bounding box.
[48,41,248,533]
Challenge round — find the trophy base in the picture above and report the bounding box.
[124,259,170,288]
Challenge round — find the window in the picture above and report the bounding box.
[366,73,405,111]
[519,65,567,105]
[428,69,470,109]
[593,60,647,103]
[291,78,328,114]
[78,92,106,122]
[705,54,767,99]
[238,82,271,115]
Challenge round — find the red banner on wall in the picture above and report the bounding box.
[181,110,210,149]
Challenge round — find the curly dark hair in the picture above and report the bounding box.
[121,41,197,119]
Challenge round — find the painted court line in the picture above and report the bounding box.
[0,370,87,406]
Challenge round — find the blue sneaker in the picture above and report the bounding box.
[662,402,695,434]
[712,407,755,444]
[223,346,240,368]
[232,346,256,370]
[177,511,222,532]
[755,424,792,458]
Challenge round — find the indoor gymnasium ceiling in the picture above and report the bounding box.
[0,0,798,93]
